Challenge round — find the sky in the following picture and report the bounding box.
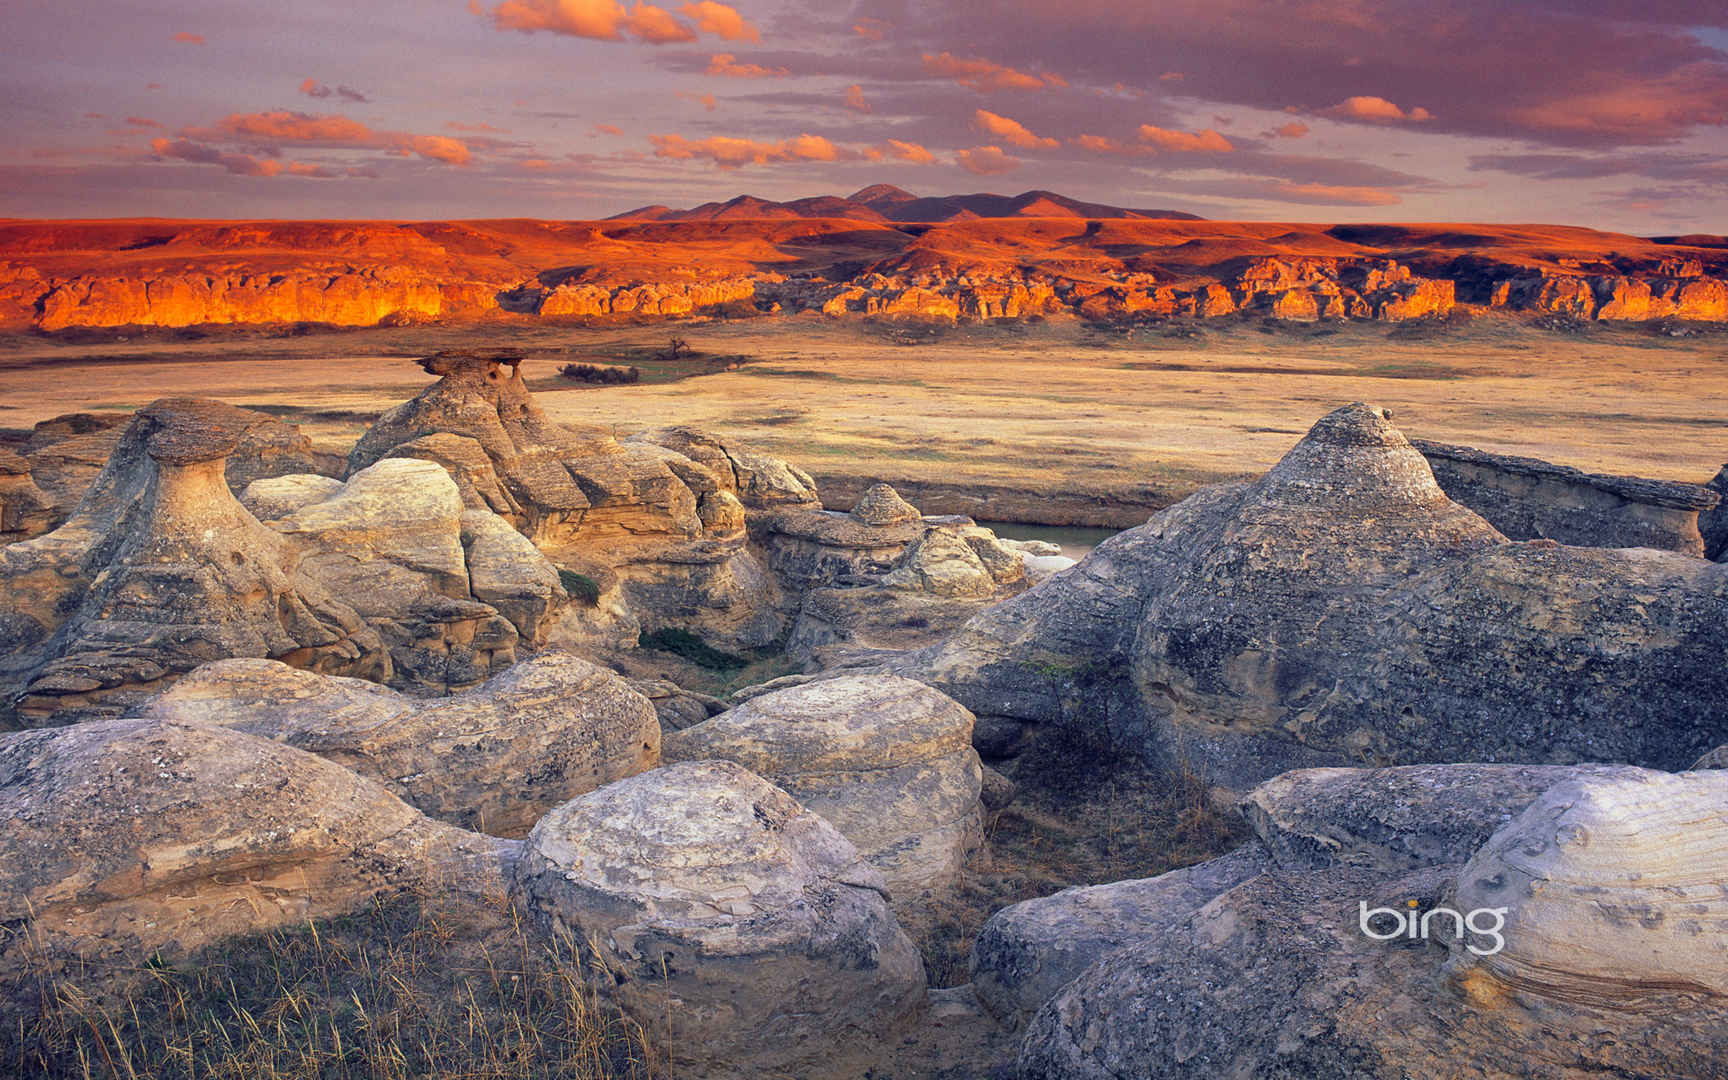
[1,0,1724,232]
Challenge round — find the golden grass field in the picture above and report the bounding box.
[4,311,1723,523]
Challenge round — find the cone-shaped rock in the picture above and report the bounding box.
[851,482,922,526]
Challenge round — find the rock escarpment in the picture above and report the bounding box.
[664,675,984,900]
[1015,765,1728,1079]
[136,652,660,836]
[0,715,513,981]
[905,403,1728,789]
[514,760,926,1079]
[1415,439,1719,555]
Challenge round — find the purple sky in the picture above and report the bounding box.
[2,0,1724,231]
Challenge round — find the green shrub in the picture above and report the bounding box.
[638,628,746,670]
[558,568,602,606]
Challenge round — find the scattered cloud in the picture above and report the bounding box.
[879,139,935,164]
[649,131,842,167]
[955,144,1020,175]
[972,109,1057,150]
[852,17,888,42]
[124,116,163,128]
[922,52,1064,93]
[171,31,204,45]
[1137,124,1234,152]
[594,122,624,135]
[1271,120,1310,138]
[180,110,472,165]
[1159,71,1184,82]
[150,138,348,178]
[844,84,871,114]
[299,79,370,104]
[447,120,509,133]
[677,1,758,43]
[1323,96,1433,124]
[706,52,787,78]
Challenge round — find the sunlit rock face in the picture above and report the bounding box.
[905,402,1728,790]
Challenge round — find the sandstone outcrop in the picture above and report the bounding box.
[906,403,1728,789]
[0,399,387,727]
[1702,463,1728,560]
[0,715,513,980]
[1017,766,1728,1079]
[664,675,984,899]
[136,652,660,836]
[1416,439,1719,555]
[514,760,926,1079]
[0,450,54,543]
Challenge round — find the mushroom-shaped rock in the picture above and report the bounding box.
[0,716,512,980]
[851,482,922,526]
[663,675,984,898]
[905,402,1728,789]
[514,760,925,1078]
[138,652,659,836]
[0,399,387,727]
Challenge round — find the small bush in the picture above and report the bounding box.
[558,568,602,605]
[638,628,746,670]
[559,363,641,384]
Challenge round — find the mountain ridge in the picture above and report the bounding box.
[607,186,1202,224]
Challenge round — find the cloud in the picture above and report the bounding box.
[706,52,787,78]
[879,138,935,164]
[844,84,871,114]
[1137,124,1234,152]
[124,116,163,128]
[1469,150,1728,184]
[486,0,701,43]
[1073,133,1127,154]
[1271,121,1310,138]
[183,110,472,165]
[1324,96,1433,124]
[677,2,759,43]
[171,32,204,45]
[923,52,1063,92]
[150,138,345,178]
[1159,71,1184,82]
[853,18,888,42]
[955,144,1020,175]
[299,79,370,104]
[649,131,845,167]
[594,122,624,134]
[972,109,1057,150]
[447,121,509,133]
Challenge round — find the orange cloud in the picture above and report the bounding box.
[1073,133,1127,154]
[594,123,623,134]
[1159,71,1184,82]
[1272,120,1310,138]
[487,0,701,43]
[1137,124,1234,152]
[844,84,871,114]
[677,1,759,43]
[447,121,509,133]
[853,17,887,42]
[171,31,205,45]
[124,116,163,128]
[1324,96,1433,124]
[923,52,1062,93]
[879,139,935,164]
[955,144,1020,175]
[707,52,787,78]
[151,138,344,178]
[649,132,844,168]
[972,109,1058,150]
[1265,180,1402,205]
[188,110,472,165]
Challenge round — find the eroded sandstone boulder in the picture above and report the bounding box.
[0,450,54,543]
[664,675,984,898]
[514,760,925,1079]
[905,403,1728,788]
[137,652,660,836]
[0,399,387,727]
[0,716,512,981]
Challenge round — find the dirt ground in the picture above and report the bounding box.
[2,311,1725,523]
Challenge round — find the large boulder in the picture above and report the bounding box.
[907,403,1728,789]
[1018,767,1728,1079]
[136,652,660,836]
[664,675,984,899]
[514,760,925,1079]
[0,716,512,981]
[0,399,387,727]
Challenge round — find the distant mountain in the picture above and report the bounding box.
[607,185,1202,223]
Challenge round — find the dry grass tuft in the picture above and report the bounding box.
[2,892,658,1080]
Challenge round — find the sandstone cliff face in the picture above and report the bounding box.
[903,403,1728,789]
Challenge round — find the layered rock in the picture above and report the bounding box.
[1702,463,1728,561]
[664,675,984,899]
[1017,766,1728,1079]
[0,715,512,980]
[1416,439,1719,555]
[136,652,660,836]
[906,403,1728,789]
[513,760,925,1079]
[0,450,54,543]
[0,399,387,727]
